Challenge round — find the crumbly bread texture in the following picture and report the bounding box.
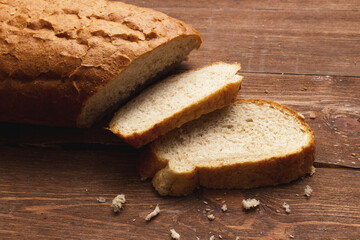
[138,99,316,196]
[0,0,201,127]
[145,204,160,221]
[242,198,260,210]
[109,62,242,148]
[111,194,126,213]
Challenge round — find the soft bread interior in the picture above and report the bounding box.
[154,100,312,172]
[110,62,242,136]
[78,36,199,127]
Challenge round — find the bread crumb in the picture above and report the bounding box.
[207,214,215,221]
[351,153,357,157]
[236,237,240,240]
[246,118,253,122]
[282,202,291,214]
[219,235,223,239]
[276,209,280,213]
[170,229,180,240]
[209,235,215,240]
[111,194,126,213]
[310,166,316,176]
[301,87,308,91]
[289,234,295,239]
[97,197,106,203]
[242,198,260,209]
[304,185,313,197]
[215,198,222,201]
[295,194,299,197]
[309,112,316,119]
[132,218,136,222]
[221,204,228,212]
[205,208,211,212]
[145,204,160,221]
[140,177,148,181]
[203,201,208,205]
[264,90,269,94]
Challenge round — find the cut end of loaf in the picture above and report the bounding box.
[138,99,316,196]
[78,35,201,127]
[109,62,242,148]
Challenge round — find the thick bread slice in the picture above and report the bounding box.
[138,99,315,196]
[109,62,242,148]
[0,0,201,127]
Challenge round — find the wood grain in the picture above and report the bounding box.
[1,0,360,239]
[121,0,360,76]
[0,145,359,240]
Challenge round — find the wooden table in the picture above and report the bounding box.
[1,0,359,239]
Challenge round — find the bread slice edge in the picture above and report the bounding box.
[137,98,316,196]
[110,62,242,148]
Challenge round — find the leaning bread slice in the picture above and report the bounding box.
[109,62,242,148]
[138,99,315,196]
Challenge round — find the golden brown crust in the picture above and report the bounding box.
[138,99,316,196]
[0,0,201,127]
[112,67,242,148]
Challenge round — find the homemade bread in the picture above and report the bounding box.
[138,99,315,196]
[109,62,242,148]
[0,0,201,127]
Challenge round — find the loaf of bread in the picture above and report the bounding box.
[109,62,242,148]
[138,99,315,196]
[0,0,201,127]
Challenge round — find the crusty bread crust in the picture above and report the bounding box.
[138,99,316,196]
[110,62,242,148]
[0,0,201,127]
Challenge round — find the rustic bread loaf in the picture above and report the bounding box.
[138,99,315,196]
[0,0,201,127]
[109,62,242,148]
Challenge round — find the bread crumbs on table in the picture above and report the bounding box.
[221,204,228,212]
[111,194,126,213]
[282,202,291,214]
[145,204,160,221]
[304,185,313,197]
[242,198,260,209]
[170,229,180,240]
[207,214,215,221]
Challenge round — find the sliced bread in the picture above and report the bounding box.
[109,62,243,148]
[0,0,201,127]
[138,99,315,196]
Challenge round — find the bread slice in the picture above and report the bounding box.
[109,62,242,148]
[138,99,315,196]
[0,0,201,127]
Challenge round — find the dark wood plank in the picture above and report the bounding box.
[120,0,360,76]
[0,145,359,240]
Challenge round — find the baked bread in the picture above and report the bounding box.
[109,62,242,148]
[0,0,201,127]
[138,99,315,196]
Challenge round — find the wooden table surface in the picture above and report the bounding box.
[1,0,359,239]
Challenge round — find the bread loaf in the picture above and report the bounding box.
[138,99,315,196]
[109,62,242,148]
[0,0,201,127]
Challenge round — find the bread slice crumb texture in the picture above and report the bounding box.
[139,99,315,196]
[157,99,311,168]
[110,62,242,147]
